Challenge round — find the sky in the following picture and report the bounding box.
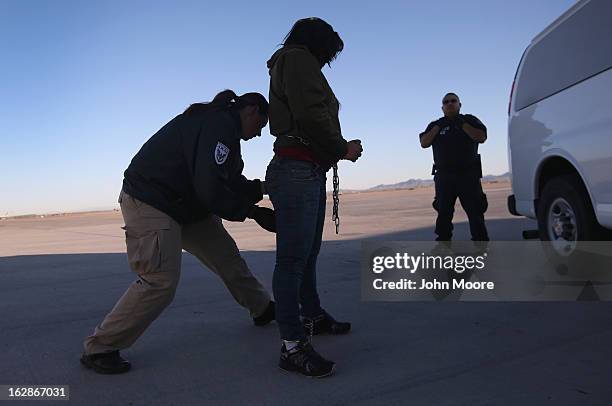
[0,0,576,216]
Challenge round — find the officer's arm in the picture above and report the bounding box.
[192,119,260,222]
[209,148,265,221]
[462,115,487,143]
[195,159,254,222]
[419,122,439,148]
[462,123,486,143]
[224,156,264,206]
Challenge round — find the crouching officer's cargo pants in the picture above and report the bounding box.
[83,191,271,355]
[432,170,489,241]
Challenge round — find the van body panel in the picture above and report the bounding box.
[508,0,612,230]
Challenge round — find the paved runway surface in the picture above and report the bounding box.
[2,183,611,405]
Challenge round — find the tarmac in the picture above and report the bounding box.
[1,182,611,405]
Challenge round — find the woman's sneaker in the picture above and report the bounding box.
[303,312,351,336]
[279,341,335,378]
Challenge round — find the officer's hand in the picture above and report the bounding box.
[453,114,465,128]
[248,206,276,233]
[436,117,450,128]
[344,140,363,162]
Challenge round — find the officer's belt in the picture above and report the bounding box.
[432,155,482,176]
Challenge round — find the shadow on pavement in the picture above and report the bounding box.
[1,217,611,405]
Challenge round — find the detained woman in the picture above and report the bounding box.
[266,17,363,377]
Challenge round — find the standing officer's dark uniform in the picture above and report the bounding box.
[420,114,489,241]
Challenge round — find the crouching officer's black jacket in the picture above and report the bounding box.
[122,108,263,224]
[420,114,487,174]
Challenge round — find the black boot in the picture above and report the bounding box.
[80,351,131,374]
[279,340,335,378]
[253,301,275,326]
[303,311,351,336]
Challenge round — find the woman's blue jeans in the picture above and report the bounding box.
[265,156,326,341]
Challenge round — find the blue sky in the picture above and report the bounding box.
[0,0,575,216]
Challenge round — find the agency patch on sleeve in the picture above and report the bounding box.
[214,142,230,165]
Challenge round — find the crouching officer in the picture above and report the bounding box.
[419,92,489,242]
[81,90,277,374]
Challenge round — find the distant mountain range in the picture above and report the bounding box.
[2,173,510,219]
[368,172,510,191]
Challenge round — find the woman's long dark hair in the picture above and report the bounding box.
[283,17,344,67]
[184,90,268,117]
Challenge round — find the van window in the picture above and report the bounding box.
[514,0,612,111]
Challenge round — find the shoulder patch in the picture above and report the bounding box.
[214,142,230,165]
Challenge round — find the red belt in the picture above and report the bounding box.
[274,146,320,165]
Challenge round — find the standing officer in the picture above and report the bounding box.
[81,90,277,374]
[419,92,489,242]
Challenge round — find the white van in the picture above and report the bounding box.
[507,0,612,254]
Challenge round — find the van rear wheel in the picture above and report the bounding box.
[537,174,599,266]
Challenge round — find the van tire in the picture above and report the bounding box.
[537,174,607,272]
[537,174,599,242]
